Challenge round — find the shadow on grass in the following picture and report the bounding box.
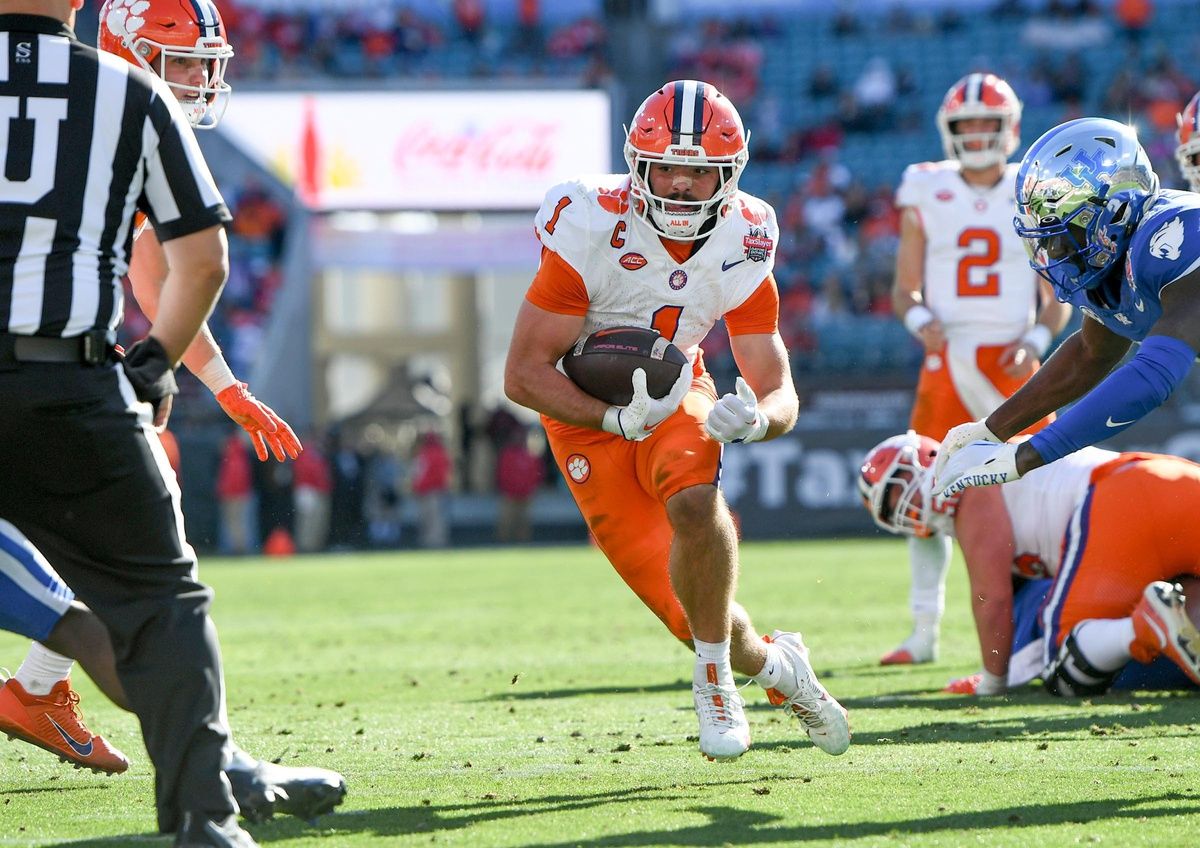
[481,680,690,701]
[49,788,1200,846]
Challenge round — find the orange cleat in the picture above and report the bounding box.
[0,677,130,774]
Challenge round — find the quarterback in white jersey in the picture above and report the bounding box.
[860,433,1200,696]
[883,72,1072,667]
[506,80,849,764]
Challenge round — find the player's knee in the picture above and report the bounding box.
[1043,629,1118,697]
[665,484,720,533]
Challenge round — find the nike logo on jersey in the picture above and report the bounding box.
[47,716,94,758]
[721,259,746,272]
[1105,416,1135,428]
[1133,297,1145,312]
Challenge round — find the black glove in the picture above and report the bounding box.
[121,336,178,414]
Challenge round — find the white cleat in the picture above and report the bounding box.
[880,630,938,665]
[763,631,850,756]
[693,668,751,762]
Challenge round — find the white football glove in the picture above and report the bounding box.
[601,365,692,441]
[932,418,1001,486]
[704,377,769,444]
[933,441,1021,497]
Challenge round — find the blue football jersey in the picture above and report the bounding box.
[1062,190,1200,340]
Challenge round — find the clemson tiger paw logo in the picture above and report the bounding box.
[105,0,150,39]
[565,454,590,484]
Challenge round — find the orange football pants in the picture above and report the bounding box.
[544,378,721,642]
[909,344,1054,442]
[1043,454,1200,650]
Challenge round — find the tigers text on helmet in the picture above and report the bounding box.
[99,0,234,129]
[1176,90,1200,193]
[936,73,1021,170]
[1013,118,1159,298]
[859,432,955,538]
[623,80,749,241]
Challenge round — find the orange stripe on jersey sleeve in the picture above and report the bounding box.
[525,247,589,316]
[724,274,780,336]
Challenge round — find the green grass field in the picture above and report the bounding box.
[1,539,1198,847]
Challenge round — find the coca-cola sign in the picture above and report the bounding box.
[218,91,611,211]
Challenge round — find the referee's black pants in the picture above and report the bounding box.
[0,362,235,832]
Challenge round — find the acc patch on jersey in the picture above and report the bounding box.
[619,252,647,270]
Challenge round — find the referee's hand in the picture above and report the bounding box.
[122,336,179,431]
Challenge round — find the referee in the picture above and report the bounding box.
[0,2,253,847]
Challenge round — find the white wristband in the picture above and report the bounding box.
[193,354,237,395]
[903,305,935,337]
[601,406,625,437]
[1021,324,1053,358]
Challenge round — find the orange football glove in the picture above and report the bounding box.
[215,382,302,462]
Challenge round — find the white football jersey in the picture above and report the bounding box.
[999,446,1117,577]
[533,174,778,370]
[896,160,1039,346]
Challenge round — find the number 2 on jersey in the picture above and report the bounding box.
[956,227,1000,297]
[652,305,684,341]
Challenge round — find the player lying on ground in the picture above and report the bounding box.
[505,80,849,762]
[860,432,1200,696]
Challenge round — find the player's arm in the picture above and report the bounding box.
[954,485,1015,682]
[986,316,1130,442]
[892,207,943,352]
[1012,273,1200,474]
[129,227,301,462]
[726,331,798,440]
[504,300,610,430]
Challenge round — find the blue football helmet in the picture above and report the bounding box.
[1013,118,1159,298]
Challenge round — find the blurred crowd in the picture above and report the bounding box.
[204,405,550,555]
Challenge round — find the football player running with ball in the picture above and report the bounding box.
[885,73,1070,667]
[505,80,849,762]
[935,118,1200,498]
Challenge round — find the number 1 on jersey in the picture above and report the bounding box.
[544,195,572,235]
[652,305,684,341]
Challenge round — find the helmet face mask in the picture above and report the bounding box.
[936,73,1021,170]
[859,432,953,538]
[1176,90,1200,193]
[1014,117,1158,299]
[624,80,749,241]
[99,0,234,130]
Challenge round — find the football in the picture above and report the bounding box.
[562,326,688,406]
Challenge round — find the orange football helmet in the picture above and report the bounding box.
[936,73,1021,170]
[859,431,957,538]
[1176,90,1200,192]
[98,0,233,129]
[623,80,749,241]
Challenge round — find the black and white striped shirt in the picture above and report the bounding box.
[0,14,230,339]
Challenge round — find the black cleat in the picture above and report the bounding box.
[174,813,258,848]
[227,759,347,824]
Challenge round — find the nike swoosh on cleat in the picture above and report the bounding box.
[1105,416,1135,428]
[721,259,746,272]
[47,716,93,758]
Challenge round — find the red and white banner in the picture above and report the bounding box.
[218,90,612,211]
